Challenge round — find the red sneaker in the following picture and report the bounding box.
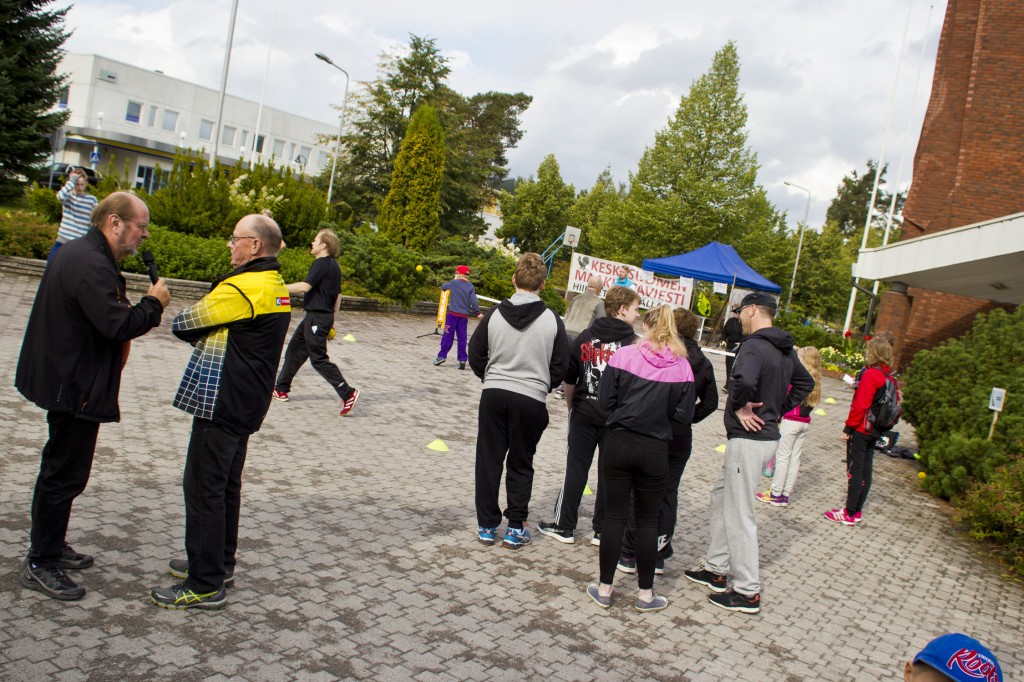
[339,389,359,416]
[272,389,289,402]
[824,508,856,526]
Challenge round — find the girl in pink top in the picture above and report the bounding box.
[756,346,821,506]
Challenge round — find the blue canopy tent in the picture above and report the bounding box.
[641,241,782,293]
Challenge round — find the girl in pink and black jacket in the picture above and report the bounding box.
[586,305,694,613]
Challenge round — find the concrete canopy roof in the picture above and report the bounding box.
[852,212,1024,305]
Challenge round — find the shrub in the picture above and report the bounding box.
[338,230,428,306]
[0,209,57,258]
[903,306,1024,491]
[120,225,232,282]
[956,456,1024,576]
[24,184,63,223]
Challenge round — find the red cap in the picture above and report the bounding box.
[456,265,471,275]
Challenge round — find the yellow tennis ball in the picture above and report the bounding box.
[416,265,423,272]
[917,471,927,479]
[328,328,336,340]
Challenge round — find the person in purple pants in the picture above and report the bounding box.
[434,265,483,370]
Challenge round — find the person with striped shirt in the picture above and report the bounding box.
[49,168,98,261]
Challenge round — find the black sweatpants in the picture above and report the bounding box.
[621,423,692,559]
[183,417,249,592]
[474,389,549,529]
[549,411,607,533]
[845,431,875,514]
[275,312,353,400]
[29,411,101,566]
[598,428,667,590]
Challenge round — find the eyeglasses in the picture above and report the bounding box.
[229,235,257,244]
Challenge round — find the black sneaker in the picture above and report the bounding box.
[683,568,728,593]
[616,555,637,574]
[537,522,575,544]
[654,557,665,575]
[709,589,760,614]
[20,561,86,601]
[149,583,227,610]
[61,543,94,570]
[458,362,466,370]
[591,532,601,547]
[167,559,234,588]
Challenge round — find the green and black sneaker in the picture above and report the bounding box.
[149,583,227,610]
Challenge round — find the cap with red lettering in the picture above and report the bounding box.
[914,633,1002,682]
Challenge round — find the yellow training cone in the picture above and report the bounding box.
[715,444,727,453]
[824,397,837,404]
[426,439,449,452]
[583,484,594,496]
[343,334,356,342]
[814,408,827,416]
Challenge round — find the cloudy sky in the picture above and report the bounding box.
[62,0,945,231]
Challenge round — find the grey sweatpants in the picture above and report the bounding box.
[704,437,778,596]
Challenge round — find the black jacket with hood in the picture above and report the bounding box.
[564,316,638,425]
[15,228,164,422]
[725,326,815,441]
[684,336,719,426]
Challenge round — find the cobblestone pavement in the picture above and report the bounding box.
[1,269,1021,681]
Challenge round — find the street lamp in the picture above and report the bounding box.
[315,52,350,209]
[783,181,811,315]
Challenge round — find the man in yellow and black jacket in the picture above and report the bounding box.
[149,214,291,610]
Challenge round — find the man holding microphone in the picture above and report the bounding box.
[17,192,170,601]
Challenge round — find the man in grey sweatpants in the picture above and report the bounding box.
[683,292,813,614]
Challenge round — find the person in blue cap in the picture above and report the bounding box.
[905,633,1002,682]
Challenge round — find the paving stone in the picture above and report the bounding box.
[0,268,1021,680]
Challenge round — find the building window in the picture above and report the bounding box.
[125,101,142,123]
[135,165,159,193]
[162,110,179,132]
[317,150,330,170]
[147,105,158,127]
[57,87,69,109]
[222,125,236,146]
[198,119,213,141]
[272,139,285,159]
[255,134,266,154]
[297,146,312,166]
[239,130,249,149]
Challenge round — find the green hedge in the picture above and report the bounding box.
[0,209,57,258]
[903,306,1023,576]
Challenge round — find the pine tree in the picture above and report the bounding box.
[496,154,575,254]
[826,160,906,239]
[589,41,783,266]
[378,103,445,251]
[0,0,70,198]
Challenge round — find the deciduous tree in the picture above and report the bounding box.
[496,154,575,254]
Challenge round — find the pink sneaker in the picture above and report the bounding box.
[756,491,789,507]
[824,508,856,526]
[852,511,863,524]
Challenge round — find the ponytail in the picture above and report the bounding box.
[644,305,686,358]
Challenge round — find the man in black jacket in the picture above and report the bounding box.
[16,192,170,602]
[684,292,813,614]
[722,308,743,392]
[538,286,641,545]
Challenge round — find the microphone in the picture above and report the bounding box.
[142,250,159,285]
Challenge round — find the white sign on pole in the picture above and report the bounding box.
[712,281,728,295]
[563,226,581,248]
[567,252,694,309]
[990,388,1006,412]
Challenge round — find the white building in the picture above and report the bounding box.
[53,53,337,191]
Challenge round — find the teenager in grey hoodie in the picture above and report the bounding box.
[469,253,569,550]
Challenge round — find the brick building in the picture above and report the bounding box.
[853,0,1023,367]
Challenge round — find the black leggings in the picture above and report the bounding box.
[598,429,667,590]
[845,431,875,514]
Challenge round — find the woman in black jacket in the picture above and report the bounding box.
[619,307,718,574]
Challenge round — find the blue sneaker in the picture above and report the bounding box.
[502,525,532,549]
[477,527,496,546]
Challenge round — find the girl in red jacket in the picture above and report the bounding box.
[825,338,896,525]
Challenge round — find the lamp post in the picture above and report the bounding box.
[783,181,811,315]
[315,52,350,209]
